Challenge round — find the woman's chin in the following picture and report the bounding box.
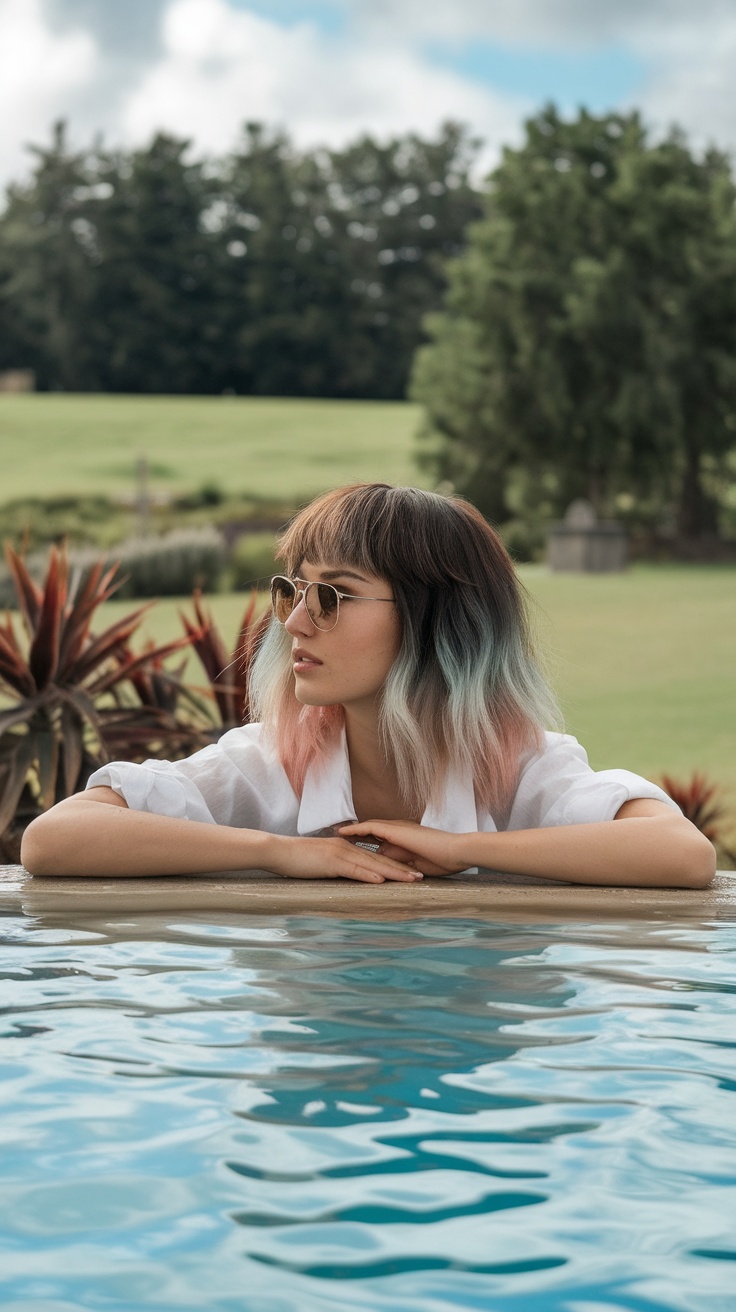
[293,685,339,708]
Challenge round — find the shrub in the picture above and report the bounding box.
[0,495,130,552]
[659,770,736,868]
[659,771,725,841]
[498,518,547,564]
[0,543,213,863]
[229,532,279,591]
[180,589,271,731]
[79,527,226,598]
[0,527,227,605]
[174,481,225,510]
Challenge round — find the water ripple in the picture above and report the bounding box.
[1,912,735,1311]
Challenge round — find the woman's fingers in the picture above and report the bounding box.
[271,831,466,883]
[338,821,464,876]
[373,841,417,863]
[339,820,418,850]
[274,836,423,883]
[373,844,450,875]
[343,847,423,883]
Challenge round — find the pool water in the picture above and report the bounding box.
[1,912,735,1312]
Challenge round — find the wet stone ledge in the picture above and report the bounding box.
[1,864,735,921]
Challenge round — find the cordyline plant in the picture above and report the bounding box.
[659,771,736,867]
[0,542,271,864]
[179,588,270,732]
[0,543,211,862]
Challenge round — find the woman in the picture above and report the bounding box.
[22,484,715,887]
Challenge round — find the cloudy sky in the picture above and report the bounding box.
[2,0,736,189]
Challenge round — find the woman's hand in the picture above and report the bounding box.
[342,804,718,889]
[268,834,424,883]
[337,820,468,876]
[22,793,424,882]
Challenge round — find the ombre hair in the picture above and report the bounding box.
[249,484,563,820]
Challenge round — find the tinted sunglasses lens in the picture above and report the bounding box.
[306,583,340,629]
[271,577,296,622]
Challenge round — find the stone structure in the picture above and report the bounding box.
[0,369,35,393]
[547,499,627,572]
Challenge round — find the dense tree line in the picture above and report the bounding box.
[0,121,483,399]
[412,107,736,539]
[2,108,735,540]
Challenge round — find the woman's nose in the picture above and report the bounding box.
[284,593,315,636]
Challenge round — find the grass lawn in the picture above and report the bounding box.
[523,565,735,799]
[3,394,734,846]
[98,563,736,847]
[0,394,427,503]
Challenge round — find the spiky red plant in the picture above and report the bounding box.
[658,771,727,843]
[179,588,270,732]
[0,543,209,851]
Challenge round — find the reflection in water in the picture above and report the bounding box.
[0,913,735,1311]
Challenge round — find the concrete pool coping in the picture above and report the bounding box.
[2,864,736,920]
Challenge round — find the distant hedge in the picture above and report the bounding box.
[0,527,227,605]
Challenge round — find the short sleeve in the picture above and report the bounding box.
[85,724,300,833]
[506,732,682,830]
[87,753,222,824]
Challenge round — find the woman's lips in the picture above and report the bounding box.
[293,649,323,672]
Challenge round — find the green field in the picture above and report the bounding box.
[98,564,736,846]
[3,394,735,846]
[0,394,427,502]
[523,565,736,806]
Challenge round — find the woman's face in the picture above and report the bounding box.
[283,559,401,713]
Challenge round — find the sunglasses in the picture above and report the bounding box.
[270,575,395,632]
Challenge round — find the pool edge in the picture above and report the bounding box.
[2,864,736,920]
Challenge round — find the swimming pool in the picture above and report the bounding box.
[2,909,735,1311]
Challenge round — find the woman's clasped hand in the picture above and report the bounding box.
[340,821,466,877]
[274,833,425,883]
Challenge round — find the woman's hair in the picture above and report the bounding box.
[249,483,562,819]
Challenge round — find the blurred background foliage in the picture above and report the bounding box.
[1,106,735,550]
[0,544,265,863]
[0,118,481,401]
[412,107,736,542]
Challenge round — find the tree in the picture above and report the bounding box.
[0,121,483,399]
[0,124,227,393]
[0,122,96,388]
[321,122,483,398]
[411,107,736,538]
[82,133,230,393]
[218,120,483,398]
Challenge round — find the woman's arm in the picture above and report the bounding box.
[340,799,717,889]
[20,788,423,884]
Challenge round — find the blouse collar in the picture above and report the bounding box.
[296,727,483,836]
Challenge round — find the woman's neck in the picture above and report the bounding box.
[343,704,389,783]
[343,704,419,823]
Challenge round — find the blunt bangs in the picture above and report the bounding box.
[278,484,517,593]
[277,483,413,579]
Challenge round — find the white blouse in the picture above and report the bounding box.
[86,725,680,837]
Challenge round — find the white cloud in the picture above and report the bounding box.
[632,15,736,155]
[0,0,96,186]
[2,0,736,197]
[120,0,526,165]
[343,0,736,48]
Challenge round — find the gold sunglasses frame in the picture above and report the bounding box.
[270,575,395,631]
